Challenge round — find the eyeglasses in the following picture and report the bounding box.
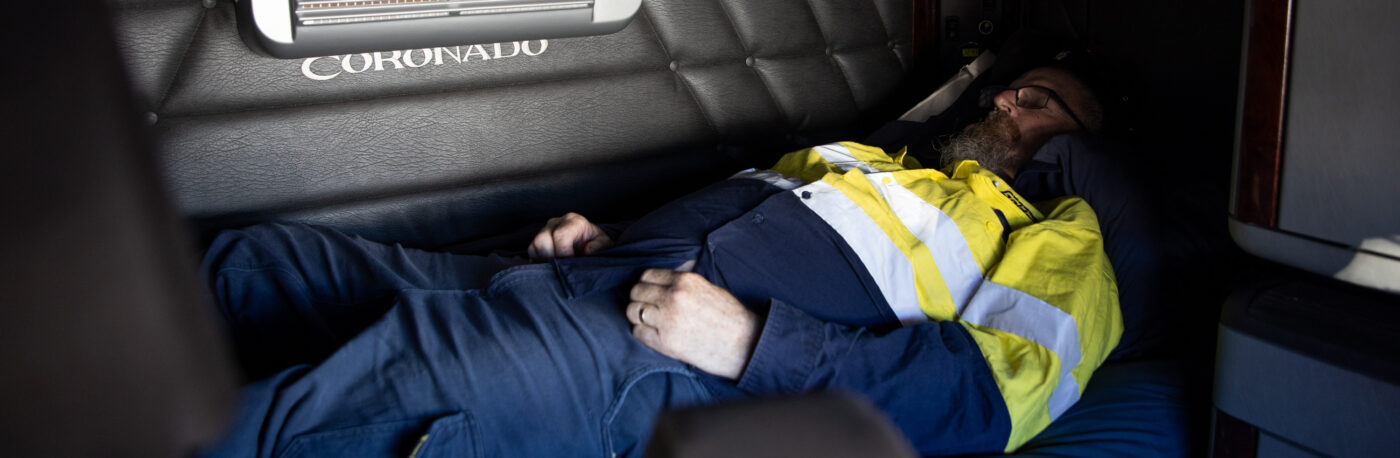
[978,85,1088,132]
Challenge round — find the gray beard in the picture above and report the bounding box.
[939,110,1022,177]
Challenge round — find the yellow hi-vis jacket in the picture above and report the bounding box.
[765,142,1123,451]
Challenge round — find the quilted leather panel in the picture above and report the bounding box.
[159,73,713,215]
[721,0,829,56]
[639,1,748,64]
[110,2,204,113]
[836,47,909,109]
[267,152,734,249]
[108,0,912,246]
[676,64,785,139]
[754,55,860,129]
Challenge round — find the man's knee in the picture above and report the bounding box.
[201,222,345,377]
[202,222,331,276]
[200,223,324,318]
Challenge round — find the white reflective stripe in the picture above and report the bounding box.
[1046,368,1081,420]
[865,173,984,313]
[813,143,880,173]
[731,169,803,190]
[794,181,925,325]
[960,282,1083,420]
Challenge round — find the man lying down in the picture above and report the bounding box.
[202,67,1148,457]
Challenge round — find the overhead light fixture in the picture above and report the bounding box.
[237,0,641,58]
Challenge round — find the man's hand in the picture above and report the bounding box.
[527,212,614,260]
[627,269,760,380]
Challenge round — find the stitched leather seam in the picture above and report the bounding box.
[800,0,861,110]
[866,0,909,70]
[869,0,895,41]
[183,149,723,222]
[160,67,686,120]
[665,43,894,71]
[713,0,790,129]
[754,44,896,63]
[635,6,720,138]
[155,5,210,113]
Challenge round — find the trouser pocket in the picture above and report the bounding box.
[276,412,477,458]
[604,369,713,458]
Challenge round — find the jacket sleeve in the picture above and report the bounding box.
[736,299,1014,456]
[733,197,1121,456]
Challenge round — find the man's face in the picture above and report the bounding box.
[942,68,1090,178]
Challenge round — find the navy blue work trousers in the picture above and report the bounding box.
[200,223,745,457]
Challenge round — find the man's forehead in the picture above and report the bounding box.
[1011,69,1070,92]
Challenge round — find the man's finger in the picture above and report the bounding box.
[583,238,610,255]
[529,230,555,259]
[625,301,647,326]
[632,324,662,349]
[555,216,598,258]
[629,282,672,306]
[639,268,681,286]
[552,229,577,258]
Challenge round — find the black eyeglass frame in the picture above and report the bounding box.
[979,85,1089,132]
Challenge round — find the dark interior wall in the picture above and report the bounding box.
[1088,0,1248,287]
[1086,0,1246,161]
[1079,3,1248,455]
[1075,0,1249,363]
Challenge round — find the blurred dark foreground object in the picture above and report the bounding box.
[644,393,918,458]
[0,2,237,456]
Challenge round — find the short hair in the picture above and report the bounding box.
[1042,50,1113,132]
[1019,66,1106,132]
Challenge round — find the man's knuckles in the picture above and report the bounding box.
[531,229,551,245]
[529,235,554,257]
[638,269,663,284]
[668,288,698,309]
[628,283,662,304]
[677,271,703,284]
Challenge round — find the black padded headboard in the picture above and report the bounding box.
[110,0,914,247]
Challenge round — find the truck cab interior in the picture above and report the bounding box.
[2,0,1396,456]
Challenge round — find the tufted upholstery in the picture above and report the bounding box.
[108,0,913,247]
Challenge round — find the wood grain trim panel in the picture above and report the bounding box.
[1235,0,1294,227]
[911,0,938,60]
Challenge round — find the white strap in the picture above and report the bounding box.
[898,51,998,122]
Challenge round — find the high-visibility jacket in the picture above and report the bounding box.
[749,141,1123,451]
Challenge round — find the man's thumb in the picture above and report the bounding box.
[583,238,609,254]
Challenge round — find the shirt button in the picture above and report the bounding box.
[882,177,893,184]
[752,212,766,224]
[801,191,812,199]
[985,221,998,232]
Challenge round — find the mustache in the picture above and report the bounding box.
[968,110,1021,143]
[938,110,1022,175]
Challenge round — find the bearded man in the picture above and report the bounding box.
[202,66,1158,457]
